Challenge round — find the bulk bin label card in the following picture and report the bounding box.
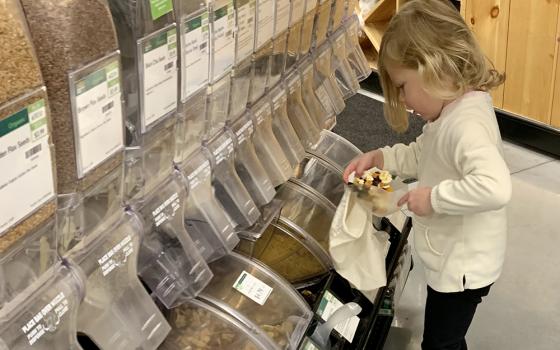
[0,98,55,235]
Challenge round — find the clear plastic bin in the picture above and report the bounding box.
[299,57,334,130]
[206,75,231,139]
[329,29,360,99]
[134,174,213,309]
[175,88,207,164]
[161,297,276,350]
[313,42,346,116]
[249,42,273,105]
[0,262,84,349]
[344,16,371,82]
[57,166,124,257]
[210,0,235,82]
[229,116,277,208]
[205,131,261,229]
[312,0,332,48]
[176,0,210,104]
[284,0,305,72]
[108,1,177,144]
[22,0,125,194]
[0,88,57,252]
[276,181,336,251]
[270,32,289,89]
[285,70,322,148]
[229,58,253,120]
[269,86,306,169]
[0,218,57,309]
[300,0,318,56]
[124,117,177,204]
[200,252,313,349]
[328,0,346,34]
[64,210,171,349]
[293,155,345,206]
[179,150,239,262]
[250,102,293,187]
[243,218,332,285]
[235,0,257,64]
[308,129,362,172]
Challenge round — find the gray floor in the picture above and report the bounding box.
[336,92,560,350]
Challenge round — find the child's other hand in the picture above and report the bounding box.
[343,150,384,182]
[398,187,433,216]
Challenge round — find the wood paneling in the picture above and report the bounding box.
[463,0,510,108]
[503,0,559,124]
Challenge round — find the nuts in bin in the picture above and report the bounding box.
[348,168,394,194]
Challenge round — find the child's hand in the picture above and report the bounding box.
[343,150,384,182]
[398,187,433,216]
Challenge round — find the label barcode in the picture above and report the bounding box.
[33,128,46,140]
[226,30,233,37]
[164,62,174,70]
[199,42,208,50]
[25,144,42,159]
[102,101,114,113]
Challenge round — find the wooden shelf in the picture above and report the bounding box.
[364,0,396,23]
[362,20,390,50]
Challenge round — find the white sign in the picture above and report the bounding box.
[256,0,275,48]
[316,291,360,343]
[141,26,178,132]
[72,56,124,177]
[212,2,235,80]
[275,0,291,34]
[0,98,55,235]
[181,13,210,101]
[233,270,273,305]
[236,0,256,62]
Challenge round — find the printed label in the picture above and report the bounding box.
[152,192,181,227]
[256,0,275,48]
[73,57,124,177]
[254,103,270,125]
[316,291,360,343]
[288,74,301,93]
[235,119,254,144]
[236,0,256,62]
[335,34,346,51]
[187,160,211,190]
[315,83,334,115]
[292,0,305,23]
[181,13,210,101]
[213,137,234,164]
[98,235,134,277]
[141,27,178,132]
[275,0,291,34]
[212,2,235,80]
[21,292,69,346]
[0,98,55,235]
[272,91,287,111]
[302,63,314,75]
[150,0,173,20]
[233,270,273,305]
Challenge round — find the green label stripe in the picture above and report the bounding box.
[28,99,45,114]
[235,272,247,288]
[0,108,29,137]
[105,60,119,73]
[168,42,177,50]
[107,78,120,88]
[30,118,47,131]
[76,67,107,96]
[150,0,173,20]
[214,5,229,20]
[186,16,202,31]
[144,30,171,53]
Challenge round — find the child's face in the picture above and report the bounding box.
[386,64,447,122]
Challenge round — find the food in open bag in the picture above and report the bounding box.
[347,167,407,216]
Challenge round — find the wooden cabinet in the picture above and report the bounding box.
[463,0,560,128]
[463,0,510,109]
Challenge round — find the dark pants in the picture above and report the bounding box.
[421,284,492,350]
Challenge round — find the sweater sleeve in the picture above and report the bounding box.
[380,133,424,179]
[430,119,512,215]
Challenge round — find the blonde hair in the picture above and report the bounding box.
[378,0,505,132]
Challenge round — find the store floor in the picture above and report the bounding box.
[336,93,560,350]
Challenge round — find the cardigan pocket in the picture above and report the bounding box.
[413,220,444,271]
